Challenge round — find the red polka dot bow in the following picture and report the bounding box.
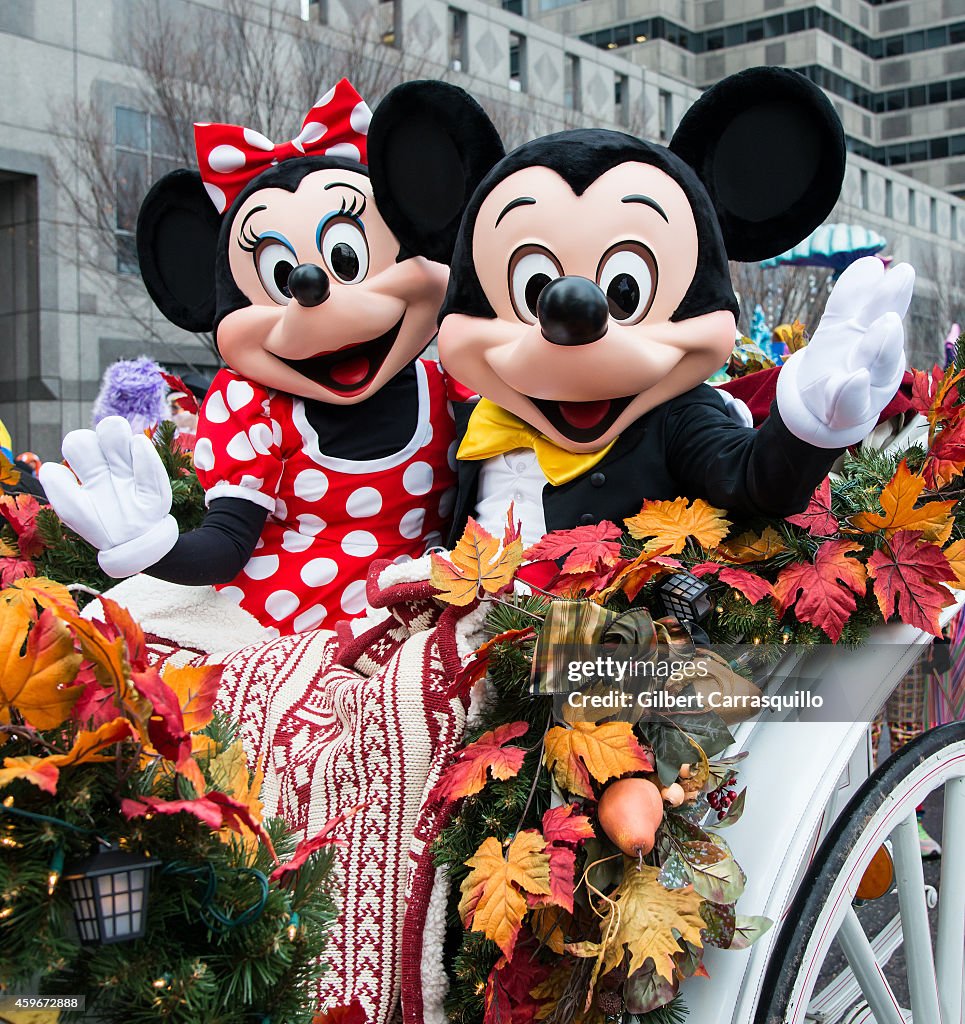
[194,78,371,214]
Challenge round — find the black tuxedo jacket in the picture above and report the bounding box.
[447,384,842,546]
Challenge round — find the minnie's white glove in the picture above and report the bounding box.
[776,256,913,448]
[39,416,178,577]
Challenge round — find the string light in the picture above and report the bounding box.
[475,982,485,995]
[287,911,300,942]
[48,847,65,896]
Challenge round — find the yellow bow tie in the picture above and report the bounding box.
[456,399,616,487]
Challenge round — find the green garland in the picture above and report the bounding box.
[0,715,336,1023]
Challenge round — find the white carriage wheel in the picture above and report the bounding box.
[754,723,965,1024]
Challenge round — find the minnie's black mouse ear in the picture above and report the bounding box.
[669,67,845,262]
[367,81,504,265]
[136,169,221,332]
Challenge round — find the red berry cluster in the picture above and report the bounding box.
[707,775,738,821]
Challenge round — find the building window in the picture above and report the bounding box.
[860,168,868,209]
[885,179,893,218]
[614,74,629,127]
[658,89,672,141]
[448,8,467,71]
[564,54,581,111]
[909,190,917,227]
[509,33,527,92]
[931,196,938,234]
[299,0,327,22]
[114,107,180,275]
[503,0,523,13]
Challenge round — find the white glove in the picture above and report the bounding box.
[39,416,179,577]
[776,256,913,448]
[715,388,754,428]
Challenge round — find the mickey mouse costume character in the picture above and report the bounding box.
[41,80,502,636]
[430,67,911,547]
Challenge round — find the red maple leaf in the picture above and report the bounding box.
[923,415,965,489]
[866,530,956,636]
[447,628,536,700]
[483,932,552,1024]
[122,791,277,859]
[0,494,45,557]
[772,540,868,642]
[160,372,199,415]
[503,501,521,547]
[533,804,595,914]
[524,521,623,574]
[312,999,367,1024]
[691,564,773,604]
[786,478,838,537]
[93,596,149,671]
[71,662,119,729]
[270,802,367,885]
[910,364,965,431]
[429,722,530,804]
[0,556,36,586]
[131,667,191,766]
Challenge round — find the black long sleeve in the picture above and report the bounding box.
[146,497,268,585]
[667,391,844,519]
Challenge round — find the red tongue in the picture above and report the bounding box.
[558,400,612,430]
[329,355,371,388]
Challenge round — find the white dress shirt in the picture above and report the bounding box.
[475,448,548,548]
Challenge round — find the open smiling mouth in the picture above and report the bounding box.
[277,313,404,396]
[529,395,635,444]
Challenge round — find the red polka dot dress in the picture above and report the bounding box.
[192,360,457,635]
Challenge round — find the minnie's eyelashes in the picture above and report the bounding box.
[337,193,366,219]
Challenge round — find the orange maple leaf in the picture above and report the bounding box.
[162,663,222,733]
[717,526,787,564]
[0,577,77,615]
[772,540,867,642]
[626,498,731,555]
[867,530,956,636]
[543,721,653,798]
[910,364,965,439]
[430,722,530,803]
[458,832,552,960]
[0,756,59,794]
[0,604,83,729]
[851,461,954,543]
[430,517,524,606]
[942,537,965,588]
[596,548,681,603]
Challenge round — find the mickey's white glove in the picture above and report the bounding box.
[776,256,913,448]
[39,416,178,577]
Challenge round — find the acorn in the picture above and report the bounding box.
[597,777,664,857]
[661,782,686,807]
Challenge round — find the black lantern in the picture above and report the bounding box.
[656,572,712,624]
[63,846,159,944]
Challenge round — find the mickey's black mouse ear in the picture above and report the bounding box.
[136,169,221,332]
[670,67,845,262]
[367,81,504,265]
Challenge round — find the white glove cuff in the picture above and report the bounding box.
[775,350,880,450]
[97,514,180,578]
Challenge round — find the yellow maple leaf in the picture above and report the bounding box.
[0,536,17,557]
[543,721,653,798]
[207,740,265,852]
[529,905,572,955]
[430,517,523,606]
[568,862,705,984]
[0,755,60,794]
[625,498,731,554]
[0,603,83,730]
[0,452,21,487]
[943,538,965,588]
[0,577,77,614]
[717,526,788,564]
[851,461,954,543]
[458,832,552,959]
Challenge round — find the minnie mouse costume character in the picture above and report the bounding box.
[41,80,502,635]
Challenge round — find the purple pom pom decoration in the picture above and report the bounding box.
[91,357,169,432]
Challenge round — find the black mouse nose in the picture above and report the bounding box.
[288,263,330,307]
[537,276,609,346]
